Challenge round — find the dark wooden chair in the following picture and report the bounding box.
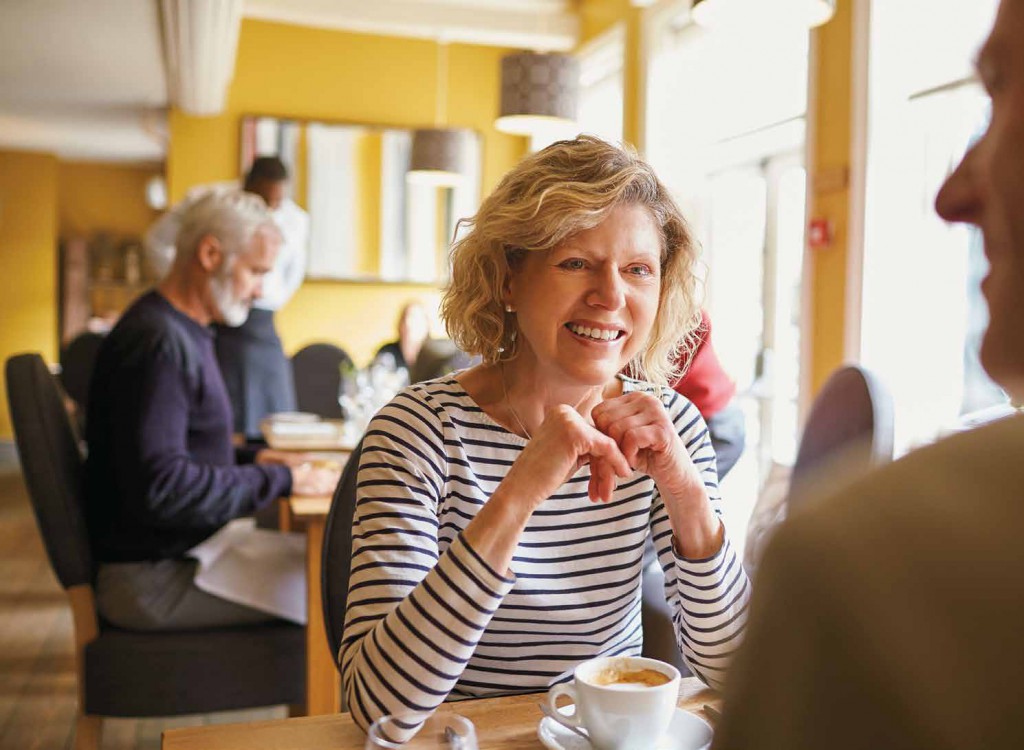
[291,343,354,419]
[321,437,364,671]
[5,353,306,750]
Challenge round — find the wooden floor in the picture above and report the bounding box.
[0,445,285,750]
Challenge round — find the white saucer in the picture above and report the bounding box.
[538,706,713,750]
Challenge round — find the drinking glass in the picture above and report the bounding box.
[364,712,478,750]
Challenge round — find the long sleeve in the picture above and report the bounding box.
[112,336,291,529]
[651,393,750,689]
[276,202,308,303]
[338,391,515,731]
[255,200,309,310]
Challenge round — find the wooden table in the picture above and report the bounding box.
[163,678,720,750]
[260,418,357,717]
[288,493,342,716]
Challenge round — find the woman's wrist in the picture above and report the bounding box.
[671,506,724,560]
[659,470,725,560]
[461,482,536,575]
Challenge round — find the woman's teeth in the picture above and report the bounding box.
[567,323,621,341]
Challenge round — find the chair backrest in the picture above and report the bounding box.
[5,353,93,588]
[291,343,353,419]
[409,339,479,384]
[321,437,364,668]
[788,364,894,513]
[59,331,105,407]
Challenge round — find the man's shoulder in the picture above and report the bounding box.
[788,414,1024,553]
[105,293,201,369]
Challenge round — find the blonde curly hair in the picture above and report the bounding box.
[441,135,702,385]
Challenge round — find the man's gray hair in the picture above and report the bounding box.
[174,189,280,268]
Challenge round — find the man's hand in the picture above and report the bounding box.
[256,449,310,468]
[290,463,341,496]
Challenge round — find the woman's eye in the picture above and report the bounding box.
[559,258,587,271]
[626,264,654,277]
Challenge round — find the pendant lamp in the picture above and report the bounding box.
[692,0,836,29]
[409,41,471,186]
[495,51,580,136]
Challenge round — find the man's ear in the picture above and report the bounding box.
[195,235,223,273]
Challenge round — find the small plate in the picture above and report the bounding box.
[538,706,713,750]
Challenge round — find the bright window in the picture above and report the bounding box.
[860,0,1003,454]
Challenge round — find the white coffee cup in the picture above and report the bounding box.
[546,655,680,750]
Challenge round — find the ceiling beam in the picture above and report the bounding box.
[243,0,579,51]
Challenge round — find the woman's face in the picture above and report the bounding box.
[506,203,663,387]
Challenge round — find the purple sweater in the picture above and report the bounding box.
[85,291,292,562]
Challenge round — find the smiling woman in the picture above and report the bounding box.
[337,136,750,735]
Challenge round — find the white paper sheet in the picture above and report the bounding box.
[187,519,307,624]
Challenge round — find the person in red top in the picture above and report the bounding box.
[671,310,746,478]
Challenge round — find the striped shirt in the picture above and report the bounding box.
[339,375,750,729]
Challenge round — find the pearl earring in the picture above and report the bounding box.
[505,305,514,313]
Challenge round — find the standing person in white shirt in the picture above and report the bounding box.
[145,157,309,438]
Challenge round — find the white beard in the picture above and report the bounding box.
[210,272,250,327]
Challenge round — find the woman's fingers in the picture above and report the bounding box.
[619,424,666,469]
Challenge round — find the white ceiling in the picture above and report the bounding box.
[0,0,167,162]
[245,0,578,50]
[0,0,580,163]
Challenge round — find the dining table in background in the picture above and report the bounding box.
[287,492,343,716]
[162,677,720,750]
[262,417,356,716]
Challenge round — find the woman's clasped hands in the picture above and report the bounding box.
[506,390,704,508]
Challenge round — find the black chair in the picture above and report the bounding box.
[321,437,365,669]
[59,331,105,435]
[787,364,894,514]
[408,339,480,384]
[59,332,105,408]
[291,343,354,419]
[5,353,305,750]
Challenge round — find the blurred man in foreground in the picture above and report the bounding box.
[713,2,1024,747]
[86,190,337,630]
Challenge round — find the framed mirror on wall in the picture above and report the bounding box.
[240,115,483,284]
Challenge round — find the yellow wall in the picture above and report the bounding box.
[58,160,161,239]
[168,20,527,364]
[0,151,59,438]
[807,1,855,395]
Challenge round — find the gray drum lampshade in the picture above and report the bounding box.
[495,51,580,136]
[408,127,472,186]
[692,0,836,28]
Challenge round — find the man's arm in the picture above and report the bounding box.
[711,517,875,750]
[275,202,309,304]
[111,338,291,528]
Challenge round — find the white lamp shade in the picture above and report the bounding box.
[408,128,471,186]
[692,0,836,29]
[496,52,580,136]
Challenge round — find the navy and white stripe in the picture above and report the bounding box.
[338,375,749,729]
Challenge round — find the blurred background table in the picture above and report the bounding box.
[262,417,360,452]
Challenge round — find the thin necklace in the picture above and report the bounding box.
[500,363,532,440]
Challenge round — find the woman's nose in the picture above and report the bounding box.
[588,265,626,309]
[936,142,983,226]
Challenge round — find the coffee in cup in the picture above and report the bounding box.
[546,656,680,750]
